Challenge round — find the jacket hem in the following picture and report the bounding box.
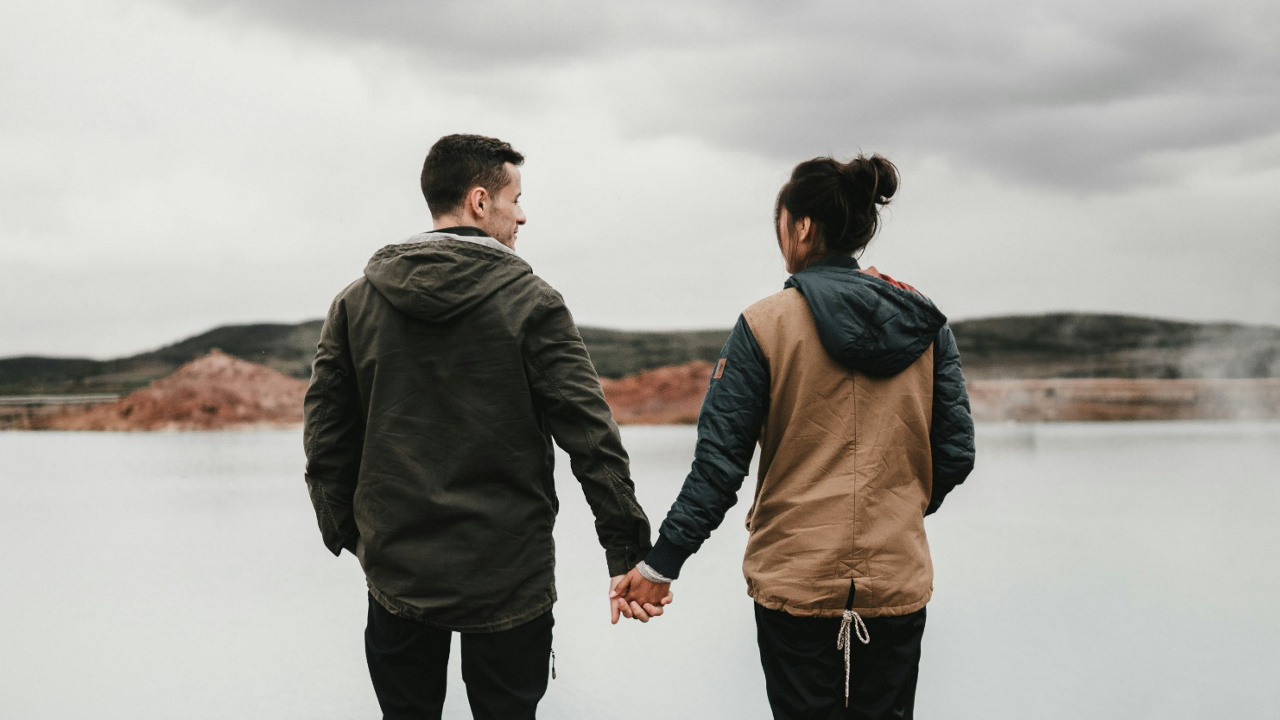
[746,585,932,619]
[368,582,558,633]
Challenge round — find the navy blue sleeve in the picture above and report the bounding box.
[927,324,975,515]
[644,315,770,579]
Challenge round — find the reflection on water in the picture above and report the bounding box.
[1,423,1278,719]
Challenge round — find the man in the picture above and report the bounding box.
[303,134,656,719]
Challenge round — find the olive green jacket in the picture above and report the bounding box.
[304,230,651,632]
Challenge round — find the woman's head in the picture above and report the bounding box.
[774,154,899,273]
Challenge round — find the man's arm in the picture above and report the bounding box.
[303,293,365,556]
[522,287,652,577]
[927,324,975,515]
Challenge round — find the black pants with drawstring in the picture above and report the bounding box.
[755,603,927,720]
[364,593,553,720]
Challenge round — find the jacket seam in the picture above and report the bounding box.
[305,366,338,461]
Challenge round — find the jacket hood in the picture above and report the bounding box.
[363,233,532,323]
[784,256,946,376]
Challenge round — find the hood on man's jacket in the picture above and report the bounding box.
[363,234,532,323]
[785,256,946,376]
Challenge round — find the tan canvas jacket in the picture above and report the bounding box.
[645,257,974,619]
[742,288,935,617]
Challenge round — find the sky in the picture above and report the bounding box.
[2,0,1278,359]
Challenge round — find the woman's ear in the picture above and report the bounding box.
[795,216,818,261]
[796,216,813,244]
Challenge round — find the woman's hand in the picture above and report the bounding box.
[610,567,673,623]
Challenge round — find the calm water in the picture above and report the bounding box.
[1,423,1278,719]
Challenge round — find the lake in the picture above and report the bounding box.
[1,422,1278,718]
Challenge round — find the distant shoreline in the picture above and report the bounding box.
[7,308,1280,430]
[5,312,1280,399]
[967,378,1280,422]
[5,370,1278,431]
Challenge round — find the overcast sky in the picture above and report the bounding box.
[3,0,1278,359]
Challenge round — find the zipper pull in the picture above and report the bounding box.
[550,648,557,680]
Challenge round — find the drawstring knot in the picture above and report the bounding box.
[836,608,870,708]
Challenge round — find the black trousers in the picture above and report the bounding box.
[755,603,926,720]
[364,594,553,720]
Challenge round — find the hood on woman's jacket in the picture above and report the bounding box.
[785,256,946,376]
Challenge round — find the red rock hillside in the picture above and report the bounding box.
[32,351,1277,431]
[600,361,713,425]
[599,364,1280,424]
[45,350,307,431]
[36,352,714,431]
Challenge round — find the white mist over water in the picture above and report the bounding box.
[1,423,1278,719]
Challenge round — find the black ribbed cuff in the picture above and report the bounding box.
[643,533,696,580]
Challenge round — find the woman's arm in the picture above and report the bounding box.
[927,323,975,514]
[644,314,771,581]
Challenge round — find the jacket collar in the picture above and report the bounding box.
[399,226,515,256]
[435,225,490,238]
[807,255,861,271]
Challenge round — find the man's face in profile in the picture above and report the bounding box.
[481,163,525,248]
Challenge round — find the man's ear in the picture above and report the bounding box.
[465,186,489,219]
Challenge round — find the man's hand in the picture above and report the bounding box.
[609,574,667,623]
[609,575,632,624]
[610,567,673,623]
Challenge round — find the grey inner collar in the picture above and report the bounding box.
[400,231,516,255]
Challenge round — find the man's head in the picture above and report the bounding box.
[421,134,526,248]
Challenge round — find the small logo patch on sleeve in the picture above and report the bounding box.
[714,357,727,379]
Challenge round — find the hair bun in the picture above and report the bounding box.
[842,155,898,206]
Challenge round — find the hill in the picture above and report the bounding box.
[3,313,1279,396]
[37,350,306,431]
[0,321,323,395]
[21,352,1277,430]
[955,313,1280,380]
[600,360,715,425]
[0,321,728,395]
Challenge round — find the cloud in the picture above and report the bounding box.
[155,0,1280,191]
[2,0,1278,359]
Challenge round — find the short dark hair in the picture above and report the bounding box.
[775,154,899,257]
[420,134,525,217]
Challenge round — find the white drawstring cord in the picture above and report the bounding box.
[836,608,870,708]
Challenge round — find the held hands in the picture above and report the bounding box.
[609,568,673,624]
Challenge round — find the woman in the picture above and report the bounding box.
[615,154,976,718]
